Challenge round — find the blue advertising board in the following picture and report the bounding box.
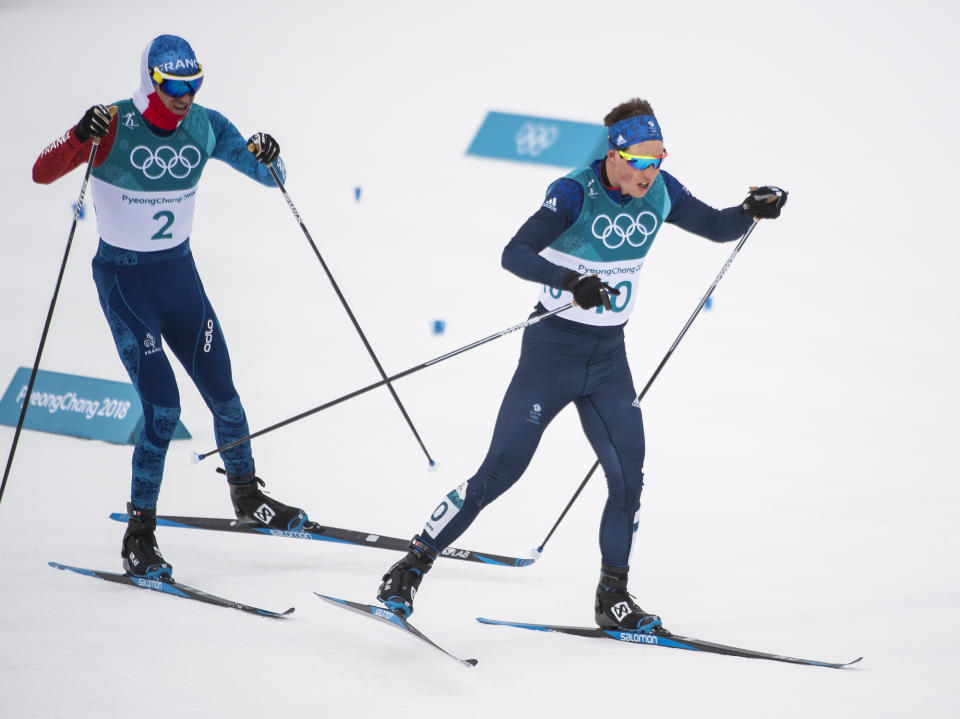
[0,368,190,445]
[467,111,609,167]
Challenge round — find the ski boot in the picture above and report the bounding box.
[377,537,437,618]
[595,564,667,634]
[122,503,173,580]
[227,471,308,531]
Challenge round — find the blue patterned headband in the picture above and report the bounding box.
[607,114,663,149]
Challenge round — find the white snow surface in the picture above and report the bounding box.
[2,1,958,716]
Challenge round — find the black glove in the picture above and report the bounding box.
[561,271,620,311]
[742,186,788,219]
[248,132,280,165]
[74,104,112,143]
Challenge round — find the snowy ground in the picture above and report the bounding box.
[2,1,958,716]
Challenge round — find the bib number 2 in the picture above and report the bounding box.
[151,211,175,240]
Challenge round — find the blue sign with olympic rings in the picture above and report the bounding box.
[467,111,608,167]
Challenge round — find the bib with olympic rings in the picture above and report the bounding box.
[536,166,672,326]
[90,99,214,251]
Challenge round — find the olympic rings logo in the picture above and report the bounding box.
[129,144,202,180]
[591,211,659,249]
[515,122,559,157]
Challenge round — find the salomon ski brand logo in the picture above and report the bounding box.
[374,607,396,621]
[130,144,202,180]
[591,211,659,250]
[620,631,659,644]
[268,529,311,539]
[133,577,165,590]
[253,503,276,525]
[515,122,559,157]
[202,319,214,353]
[611,601,632,622]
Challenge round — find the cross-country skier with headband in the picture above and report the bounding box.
[33,35,309,581]
[376,98,787,633]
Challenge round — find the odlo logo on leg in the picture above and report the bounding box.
[203,319,215,353]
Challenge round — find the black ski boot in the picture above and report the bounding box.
[227,471,308,531]
[377,538,437,618]
[121,503,173,579]
[595,564,667,633]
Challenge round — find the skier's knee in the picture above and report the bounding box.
[143,404,180,445]
[209,394,245,425]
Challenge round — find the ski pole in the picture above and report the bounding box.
[253,148,437,469]
[533,221,759,556]
[194,303,574,462]
[1,136,106,505]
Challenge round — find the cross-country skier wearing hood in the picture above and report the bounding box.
[33,35,310,580]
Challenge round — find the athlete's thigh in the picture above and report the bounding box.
[575,361,645,490]
[157,261,238,401]
[93,267,179,407]
[479,344,584,478]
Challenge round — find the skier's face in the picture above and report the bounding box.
[154,85,195,116]
[607,140,664,199]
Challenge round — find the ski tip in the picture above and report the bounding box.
[464,658,479,667]
[48,561,64,570]
[314,592,344,607]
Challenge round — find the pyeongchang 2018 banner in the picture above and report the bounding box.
[467,111,609,167]
[0,368,190,445]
